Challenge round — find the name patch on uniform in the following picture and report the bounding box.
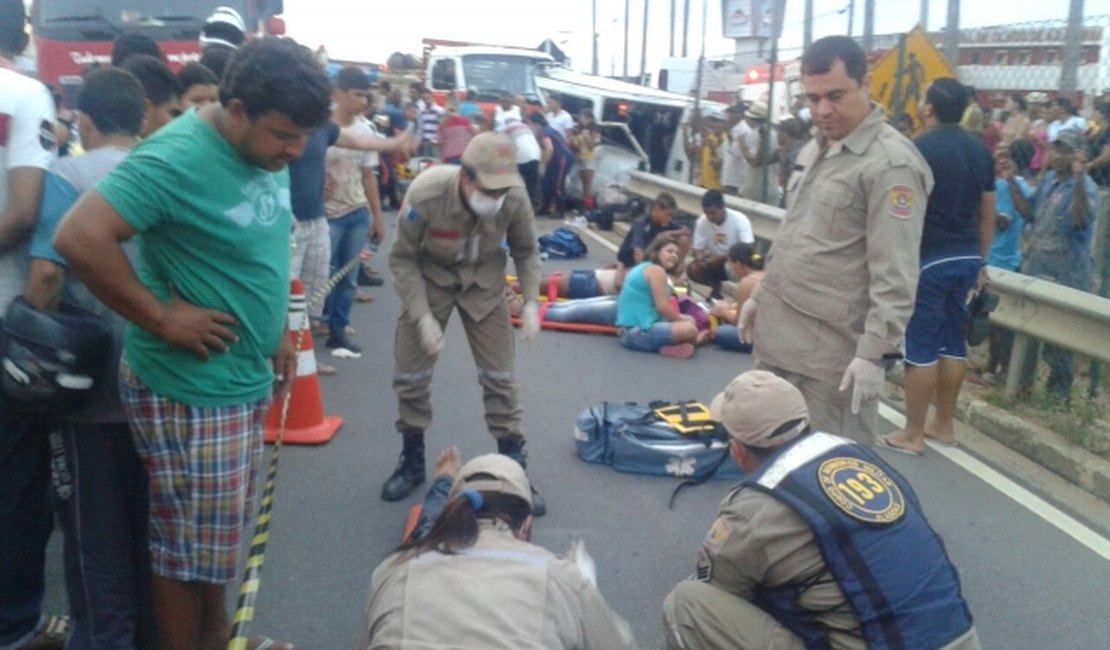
[817,457,905,524]
[888,185,914,219]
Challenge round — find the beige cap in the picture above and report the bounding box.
[709,371,809,448]
[1025,91,1049,105]
[745,100,769,120]
[449,454,532,509]
[461,132,524,190]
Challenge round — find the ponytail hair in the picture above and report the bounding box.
[394,488,532,558]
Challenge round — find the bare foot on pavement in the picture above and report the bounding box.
[433,446,461,479]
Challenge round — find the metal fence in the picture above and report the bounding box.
[623,170,1110,400]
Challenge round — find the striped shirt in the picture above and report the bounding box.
[421,104,444,144]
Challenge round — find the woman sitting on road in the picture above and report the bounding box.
[616,236,708,358]
[358,448,636,649]
[707,242,765,352]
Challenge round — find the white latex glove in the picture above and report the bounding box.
[838,357,885,414]
[738,298,758,344]
[521,301,541,342]
[417,313,444,356]
[567,539,597,586]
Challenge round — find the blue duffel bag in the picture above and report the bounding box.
[573,402,742,483]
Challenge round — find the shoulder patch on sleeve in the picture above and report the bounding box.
[400,201,419,222]
[703,516,733,555]
[888,185,914,219]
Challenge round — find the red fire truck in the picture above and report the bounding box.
[30,0,286,103]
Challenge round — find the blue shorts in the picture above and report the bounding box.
[904,256,981,366]
[618,322,676,353]
[566,270,600,299]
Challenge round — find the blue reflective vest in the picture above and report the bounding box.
[743,432,974,650]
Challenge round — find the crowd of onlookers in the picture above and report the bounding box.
[365,82,601,218]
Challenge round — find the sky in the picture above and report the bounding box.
[285,0,1110,76]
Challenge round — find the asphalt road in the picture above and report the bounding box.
[44,215,1110,649]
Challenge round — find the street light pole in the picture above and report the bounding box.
[641,0,650,83]
[624,0,630,78]
[682,0,690,57]
[592,0,599,75]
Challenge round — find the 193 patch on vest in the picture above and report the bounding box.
[888,185,914,219]
[817,457,905,524]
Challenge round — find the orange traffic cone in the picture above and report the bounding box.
[264,279,343,445]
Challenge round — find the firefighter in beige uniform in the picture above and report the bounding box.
[663,371,981,650]
[383,133,546,513]
[741,36,933,444]
[360,453,637,649]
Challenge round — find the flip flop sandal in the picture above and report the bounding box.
[875,435,924,457]
[22,615,69,649]
[925,434,958,448]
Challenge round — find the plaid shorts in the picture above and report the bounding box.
[119,359,270,584]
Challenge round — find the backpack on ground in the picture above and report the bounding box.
[538,227,588,260]
[574,401,742,506]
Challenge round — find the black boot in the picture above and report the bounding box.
[381,431,426,502]
[497,437,546,517]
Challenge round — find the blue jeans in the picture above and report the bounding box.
[50,421,155,650]
[0,402,50,649]
[545,296,618,326]
[618,322,677,353]
[714,324,753,353]
[324,208,370,333]
[410,476,454,542]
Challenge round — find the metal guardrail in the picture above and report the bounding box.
[624,171,1110,396]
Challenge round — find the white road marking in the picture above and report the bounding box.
[580,226,620,253]
[880,404,1110,561]
[577,226,1110,561]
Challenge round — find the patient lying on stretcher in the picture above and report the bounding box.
[509,266,627,300]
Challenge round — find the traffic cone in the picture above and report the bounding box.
[264,279,343,445]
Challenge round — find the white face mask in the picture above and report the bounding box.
[467,190,506,218]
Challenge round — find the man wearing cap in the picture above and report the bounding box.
[662,371,981,650]
[360,449,636,649]
[1022,127,1099,399]
[738,100,780,204]
[740,36,933,444]
[383,133,546,514]
[720,104,749,196]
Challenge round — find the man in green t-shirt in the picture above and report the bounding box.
[55,39,332,650]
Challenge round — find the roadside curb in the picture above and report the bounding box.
[954,395,1110,503]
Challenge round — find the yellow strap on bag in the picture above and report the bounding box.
[652,401,717,435]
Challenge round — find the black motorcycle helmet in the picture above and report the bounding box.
[1,297,113,412]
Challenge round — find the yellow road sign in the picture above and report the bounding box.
[870,26,958,130]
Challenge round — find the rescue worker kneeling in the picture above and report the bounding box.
[663,371,981,650]
[359,450,637,649]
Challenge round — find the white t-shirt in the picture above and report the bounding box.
[546,109,575,141]
[720,121,751,189]
[1047,115,1087,141]
[494,105,522,132]
[504,120,541,163]
[693,208,754,256]
[325,116,378,218]
[0,66,57,311]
